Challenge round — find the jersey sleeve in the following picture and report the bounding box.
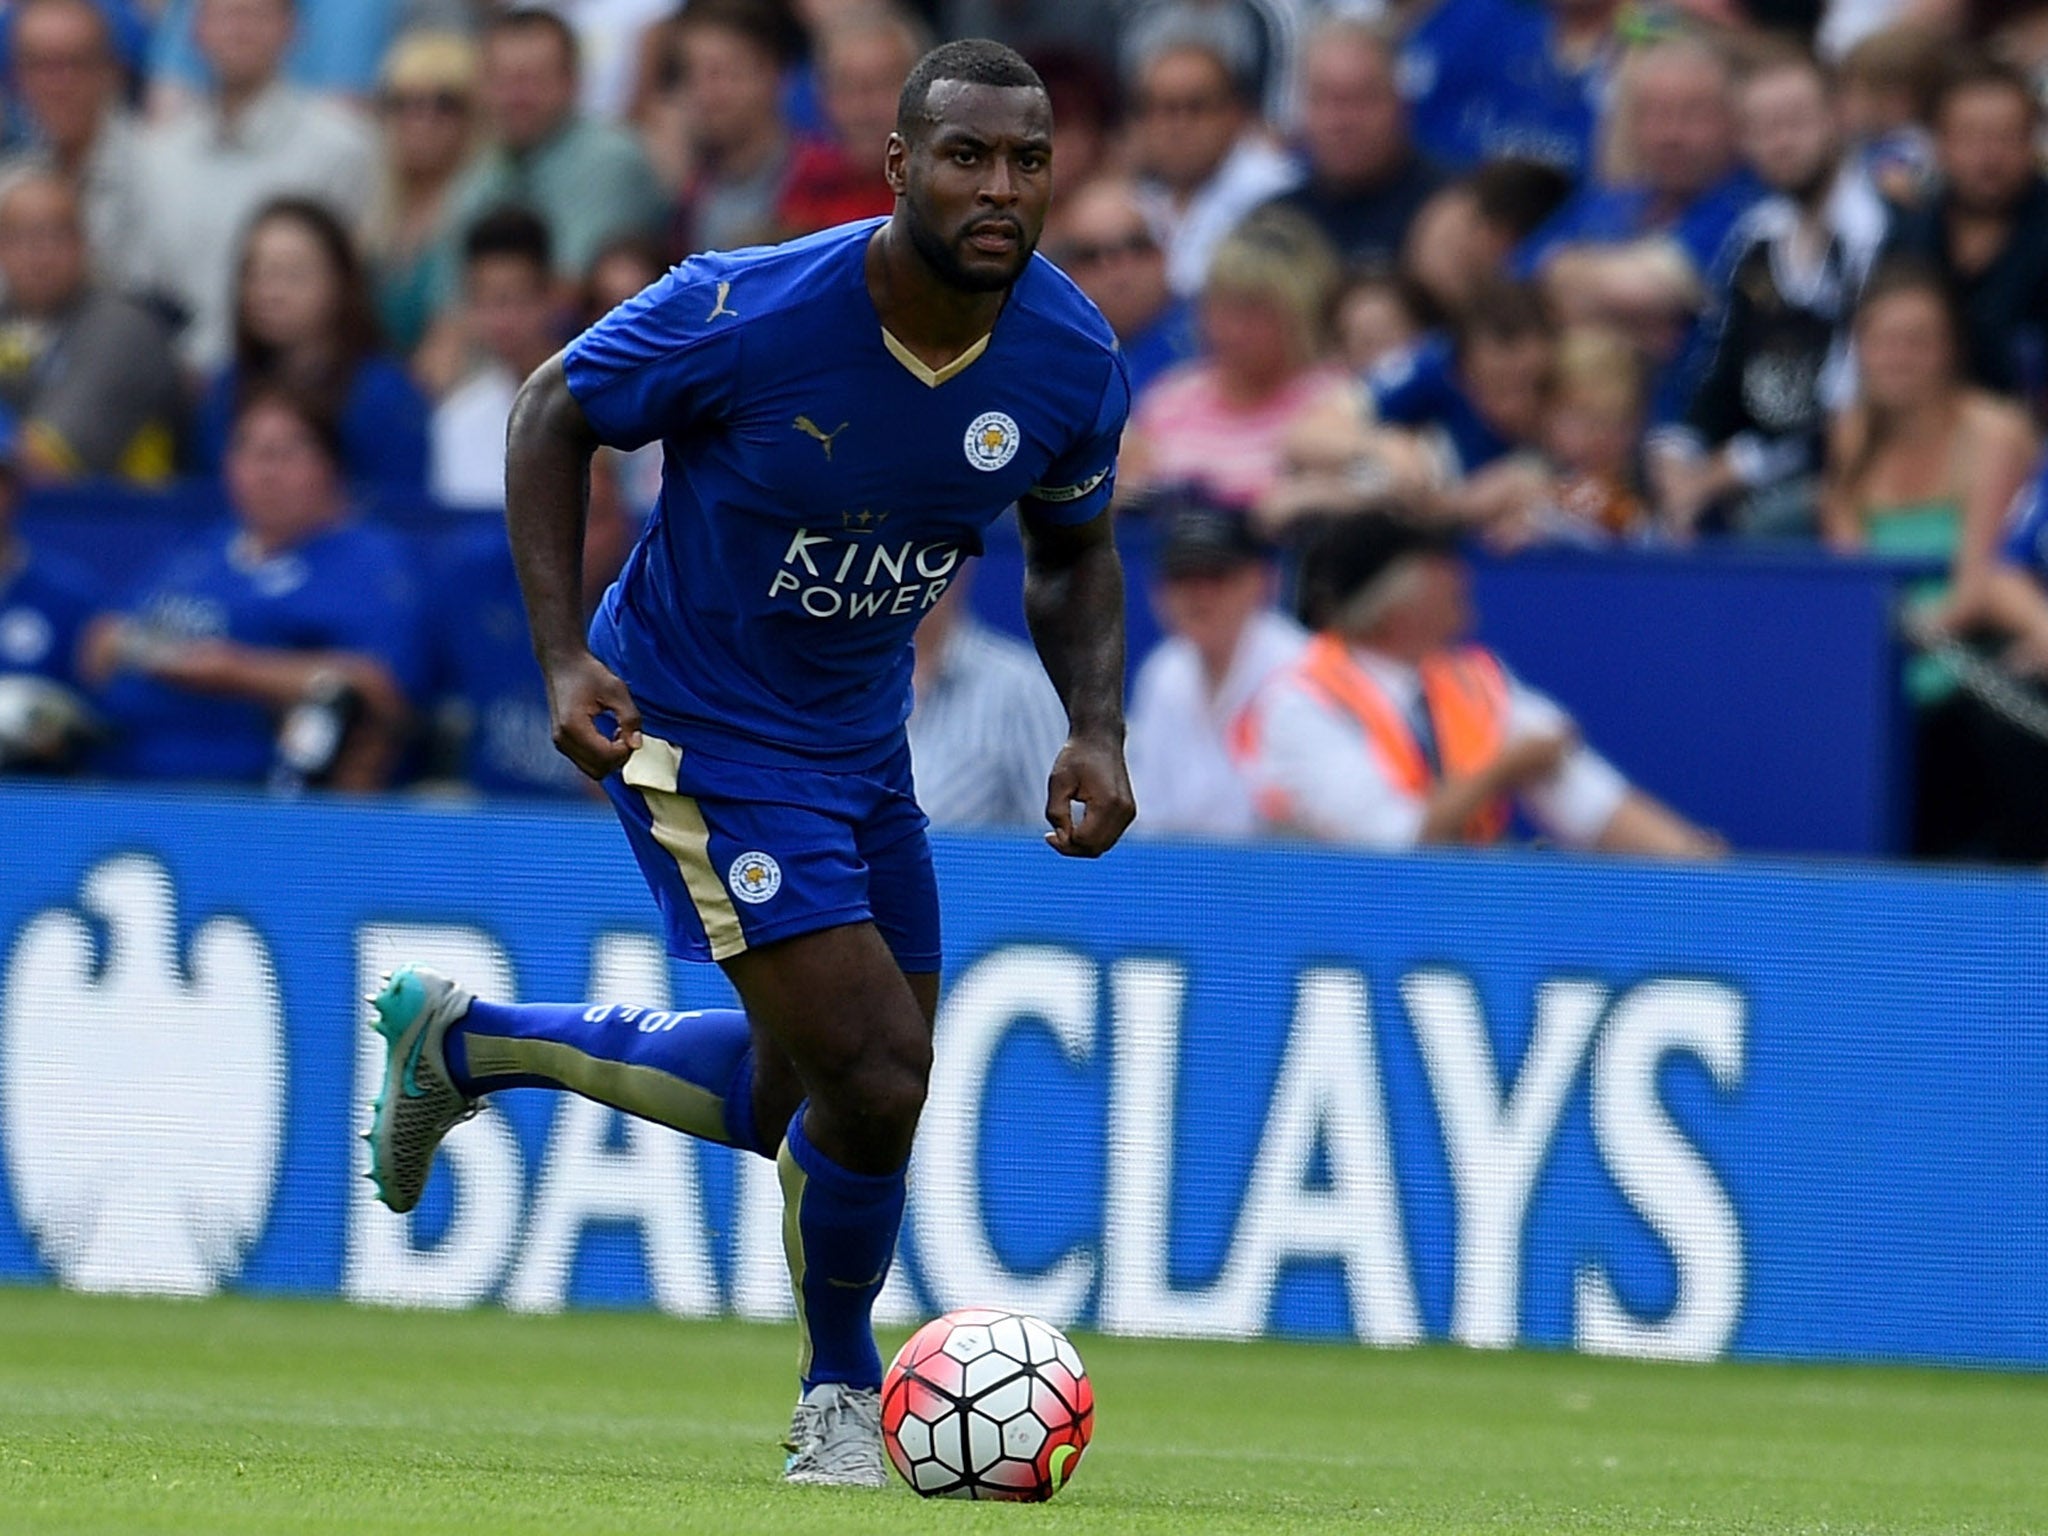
[1022,350,1130,525]
[563,258,744,450]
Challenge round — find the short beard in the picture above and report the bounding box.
[903,189,1028,294]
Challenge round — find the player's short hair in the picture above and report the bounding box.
[462,204,552,274]
[484,7,579,75]
[895,39,1045,142]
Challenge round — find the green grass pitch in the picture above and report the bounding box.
[4,1288,2046,1535]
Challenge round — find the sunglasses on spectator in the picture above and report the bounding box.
[1058,234,1158,266]
[382,90,470,117]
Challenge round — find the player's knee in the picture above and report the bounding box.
[817,1030,929,1165]
[847,1032,930,1127]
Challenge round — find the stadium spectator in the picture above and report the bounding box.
[582,232,668,325]
[1462,325,1652,548]
[1884,57,2048,405]
[1400,0,1618,179]
[422,447,635,799]
[0,0,150,294]
[1370,279,1558,480]
[432,207,561,512]
[1046,178,1198,398]
[0,170,182,484]
[133,0,379,373]
[1127,39,1298,298]
[1122,210,1358,509]
[776,7,924,238]
[1400,158,1574,323]
[1126,493,1305,837]
[1835,26,1941,208]
[81,387,424,790]
[533,0,678,123]
[364,31,483,358]
[669,0,799,255]
[1651,46,1887,539]
[1119,0,1300,124]
[1331,264,1426,376]
[146,0,406,105]
[1519,36,1762,281]
[1820,261,2036,855]
[0,411,98,771]
[1822,262,2036,609]
[1233,510,1721,854]
[191,198,430,492]
[1258,18,1442,269]
[905,572,1069,830]
[437,8,664,309]
[1822,261,2036,651]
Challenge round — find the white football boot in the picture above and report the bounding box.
[363,964,478,1214]
[783,1382,889,1488]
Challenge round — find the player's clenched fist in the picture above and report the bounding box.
[543,649,643,779]
[1045,736,1136,858]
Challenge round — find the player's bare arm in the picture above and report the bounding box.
[504,353,642,780]
[1021,505,1136,857]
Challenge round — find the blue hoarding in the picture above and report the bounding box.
[0,784,2042,1368]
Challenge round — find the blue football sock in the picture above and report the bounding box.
[447,1000,773,1157]
[779,1108,905,1391]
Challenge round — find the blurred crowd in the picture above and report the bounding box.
[1,0,2047,862]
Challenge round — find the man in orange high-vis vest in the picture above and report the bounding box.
[1233,512,1722,854]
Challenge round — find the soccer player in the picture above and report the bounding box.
[363,39,1133,1487]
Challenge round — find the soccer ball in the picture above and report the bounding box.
[881,1307,1093,1500]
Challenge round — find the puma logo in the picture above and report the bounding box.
[705,281,739,322]
[793,416,850,460]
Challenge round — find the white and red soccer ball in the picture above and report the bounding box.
[881,1307,1093,1500]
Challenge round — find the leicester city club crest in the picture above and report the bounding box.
[964,411,1020,472]
[728,851,783,904]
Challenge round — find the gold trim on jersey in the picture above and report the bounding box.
[880,327,990,388]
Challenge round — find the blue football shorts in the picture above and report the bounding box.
[603,733,940,972]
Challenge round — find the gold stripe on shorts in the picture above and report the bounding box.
[622,736,748,960]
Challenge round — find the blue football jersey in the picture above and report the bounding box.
[563,218,1129,769]
[97,520,425,782]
